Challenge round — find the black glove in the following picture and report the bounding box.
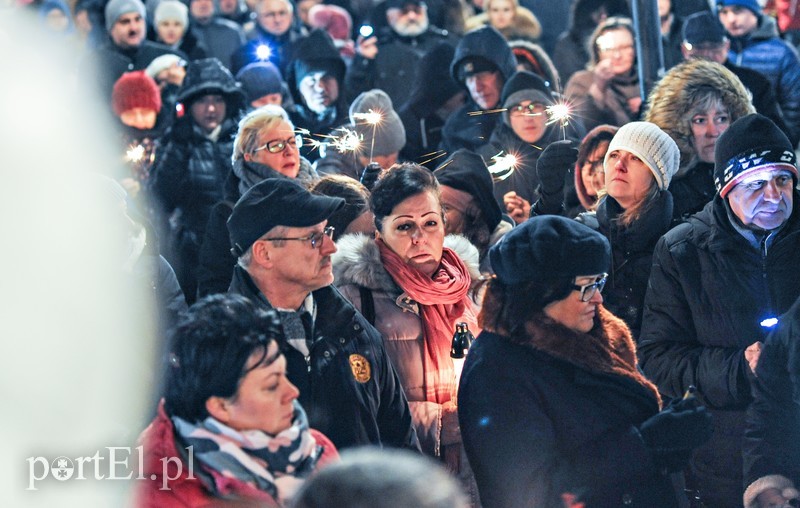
[638,393,713,473]
[536,140,579,195]
[360,162,383,191]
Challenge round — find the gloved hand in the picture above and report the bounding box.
[536,139,578,195]
[638,392,713,473]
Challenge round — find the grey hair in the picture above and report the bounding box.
[236,226,288,270]
[232,105,292,163]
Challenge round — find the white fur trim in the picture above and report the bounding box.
[743,475,797,508]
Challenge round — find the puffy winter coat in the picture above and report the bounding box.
[742,294,800,508]
[331,234,480,457]
[228,266,421,452]
[576,191,673,341]
[136,401,338,507]
[728,15,800,145]
[459,308,678,508]
[440,26,517,153]
[639,192,800,506]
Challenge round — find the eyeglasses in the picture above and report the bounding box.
[252,135,302,154]
[510,102,546,116]
[571,273,608,302]
[263,226,335,249]
[598,43,634,55]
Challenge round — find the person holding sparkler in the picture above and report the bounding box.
[476,70,580,224]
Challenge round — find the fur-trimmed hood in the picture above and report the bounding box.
[644,59,755,175]
[464,7,542,43]
[496,305,661,406]
[332,233,481,293]
[508,39,561,93]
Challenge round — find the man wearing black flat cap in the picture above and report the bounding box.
[639,114,800,506]
[226,177,420,453]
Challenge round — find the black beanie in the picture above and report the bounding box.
[489,215,610,286]
[714,114,797,198]
[501,71,553,126]
[435,149,502,231]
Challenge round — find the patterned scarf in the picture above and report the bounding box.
[377,239,479,404]
[172,400,321,504]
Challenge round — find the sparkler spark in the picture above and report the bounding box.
[352,109,382,125]
[330,128,362,153]
[546,102,572,127]
[467,108,507,116]
[418,150,448,167]
[126,144,145,163]
[487,152,518,181]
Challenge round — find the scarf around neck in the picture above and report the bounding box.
[377,239,479,403]
[172,400,321,504]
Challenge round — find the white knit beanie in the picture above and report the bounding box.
[605,121,680,190]
[155,0,188,26]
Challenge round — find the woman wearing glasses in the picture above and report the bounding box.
[476,70,580,224]
[332,163,481,502]
[197,105,319,297]
[565,17,640,131]
[459,216,711,508]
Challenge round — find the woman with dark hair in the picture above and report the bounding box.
[434,149,513,274]
[309,174,376,240]
[459,215,712,508]
[138,294,338,507]
[565,17,642,131]
[331,163,480,498]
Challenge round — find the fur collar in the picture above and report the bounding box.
[498,306,661,406]
[332,233,481,293]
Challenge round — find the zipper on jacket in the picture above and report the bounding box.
[760,231,775,316]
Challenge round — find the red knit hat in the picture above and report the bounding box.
[111,71,162,116]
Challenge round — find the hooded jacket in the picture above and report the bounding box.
[332,234,480,456]
[440,26,517,153]
[639,192,800,506]
[148,58,246,299]
[285,29,349,160]
[728,14,800,145]
[643,59,757,224]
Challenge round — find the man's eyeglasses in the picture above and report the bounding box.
[263,226,335,249]
[252,135,302,154]
[510,102,546,116]
[571,273,608,302]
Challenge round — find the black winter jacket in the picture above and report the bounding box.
[639,193,800,505]
[577,191,673,341]
[460,309,677,508]
[742,295,800,505]
[228,266,421,452]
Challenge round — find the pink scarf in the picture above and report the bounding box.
[378,239,479,404]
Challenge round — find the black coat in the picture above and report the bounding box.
[743,295,800,499]
[639,192,800,505]
[459,310,677,508]
[228,266,421,452]
[669,160,716,226]
[578,191,673,341]
[345,26,456,107]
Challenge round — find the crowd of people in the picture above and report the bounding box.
[18,0,800,505]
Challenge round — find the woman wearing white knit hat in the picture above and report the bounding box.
[574,120,680,340]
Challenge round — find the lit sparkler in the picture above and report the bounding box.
[487,152,518,181]
[329,128,363,154]
[126,144,145,163]
[467,108,507,117]
[352,108,383,162]
[418,150,448,167]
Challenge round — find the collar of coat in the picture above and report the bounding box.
[493,306,661,407]
[332,233,481,293]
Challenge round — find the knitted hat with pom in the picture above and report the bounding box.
[605,121,680,190]
[112,71,162,116]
